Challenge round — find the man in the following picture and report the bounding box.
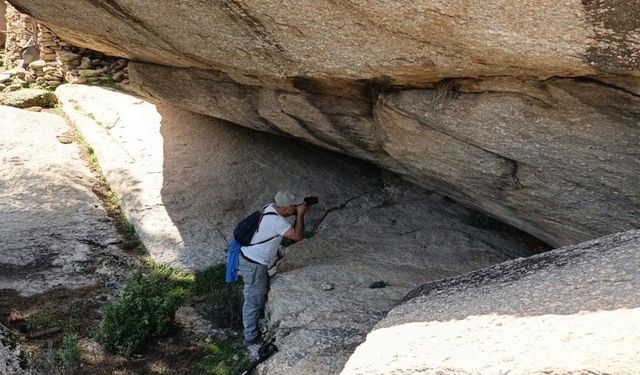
[238,190,312,356]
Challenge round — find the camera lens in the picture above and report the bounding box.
[304,196,319,205]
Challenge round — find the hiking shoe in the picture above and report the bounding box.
[246,343,261,360]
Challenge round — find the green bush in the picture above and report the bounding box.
[97,267,192,356]
[59,333,81,371]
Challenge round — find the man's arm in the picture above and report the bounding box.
[283,203,310,242]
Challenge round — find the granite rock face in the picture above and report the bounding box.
[6,1,640,81]
[129,64,640,247]
[342,230,640,375]
[0,105,135,297]
[7,0,640,246]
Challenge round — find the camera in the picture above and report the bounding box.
[304,196,319,205]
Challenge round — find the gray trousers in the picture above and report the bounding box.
[238,256,269,345]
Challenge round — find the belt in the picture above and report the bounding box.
[240,251,263,266]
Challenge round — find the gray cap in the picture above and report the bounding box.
[274,190,303,207]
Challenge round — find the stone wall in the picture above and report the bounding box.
[3,1,32,68]
[1,1,6,47]
[2,2,129,90]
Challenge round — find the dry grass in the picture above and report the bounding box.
[431,79,460,108]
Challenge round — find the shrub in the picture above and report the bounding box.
[59,333,81,371]
[97,267,192,356]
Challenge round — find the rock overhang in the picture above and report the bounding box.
[8,0,639,247]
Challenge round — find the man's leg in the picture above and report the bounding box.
[239,258,268,345]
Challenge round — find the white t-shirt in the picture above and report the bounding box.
[241,204,292,267]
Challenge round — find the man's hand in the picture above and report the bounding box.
[297,202,311,215]
[283,203,311,242]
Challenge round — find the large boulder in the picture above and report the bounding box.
[342,229,640,374]
[7,1,640,246]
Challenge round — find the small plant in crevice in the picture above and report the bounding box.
[430,78,461,108]
[108,191,120,210]
[85,145,98,166]
[119,215,144,253]
[96,74,118,89]
[369,280,390,289]
[96,267,192,357]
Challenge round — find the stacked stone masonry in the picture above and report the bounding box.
[3,1,32,68]
[2,2,129,92]
[0,2,6,47]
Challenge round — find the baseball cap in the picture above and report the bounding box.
[274,190,303,207]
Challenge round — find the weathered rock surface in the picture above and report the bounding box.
[343,230,640,375]
[55,85,541,374]
[0,105,136,296]
[7,1,640,81]
[0,88,57,108]
[7,1,640,246]
[129,64,640,247]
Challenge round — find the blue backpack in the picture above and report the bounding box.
[225,209,277,283]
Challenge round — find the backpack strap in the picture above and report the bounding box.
[246,211,278,246]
